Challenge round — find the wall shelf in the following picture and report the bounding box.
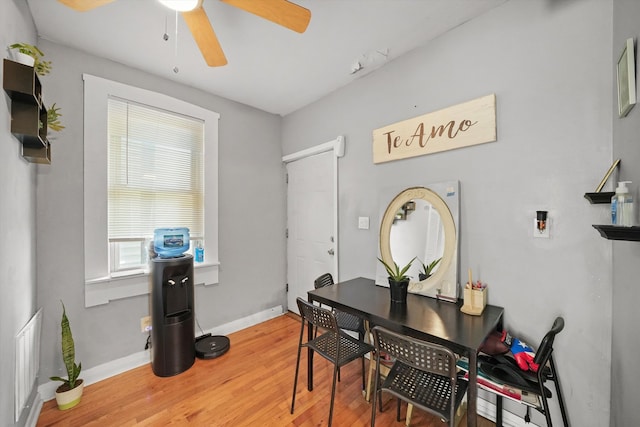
[22,140,51,164]
[584,192,614,204]
[3,58,50,163]
[592,225,640,241]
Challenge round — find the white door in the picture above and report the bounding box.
[286,150,336,314]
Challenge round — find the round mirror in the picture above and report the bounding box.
[379,186,457,299]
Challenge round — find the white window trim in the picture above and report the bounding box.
[83,74,220,307]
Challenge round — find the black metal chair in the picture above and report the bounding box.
[314,273,367,388]
[478,317,569,427]
[291,297,375,427]
[370,326,468,427]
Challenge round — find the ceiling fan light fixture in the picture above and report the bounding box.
[158,0,202,12]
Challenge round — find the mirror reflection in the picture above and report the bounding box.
[389,199,444,281]
[376,181,459,301]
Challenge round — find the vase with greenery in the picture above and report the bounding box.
[47,103,65,133]
[418,257,442,281]
[8,42,52,76]
[50,301,83,410]
[378,256,415,304]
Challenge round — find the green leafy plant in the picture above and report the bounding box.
[47,103,65,132]
[50,302,82,391]
[419,257,442,279]
[8,42,52,76]
[378,256,416,282]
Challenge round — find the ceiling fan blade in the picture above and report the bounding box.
[57,0,115,12]
[221,0,311,33]
[182,7,228,67]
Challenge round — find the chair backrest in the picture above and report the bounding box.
[533,317,564,366]
[372,326,457,380]
[296,297,339,333]
[314,273,334,289]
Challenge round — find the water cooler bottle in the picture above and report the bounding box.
[150,254,195,377]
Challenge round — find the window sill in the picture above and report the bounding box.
[85,261,220,307]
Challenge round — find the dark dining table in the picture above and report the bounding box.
[307,277,504,427]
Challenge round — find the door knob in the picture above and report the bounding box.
[327,248,335,255]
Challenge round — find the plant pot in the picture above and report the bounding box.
[418,273,428,281]
[54,379,84,410]
[389,301,407,316]
[388,278,409,304]
[11,51,35,67]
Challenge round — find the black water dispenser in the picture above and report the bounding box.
[150,254,195,377]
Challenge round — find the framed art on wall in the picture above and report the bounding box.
[617,37,636,118]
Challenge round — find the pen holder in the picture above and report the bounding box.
[460,287,487,316]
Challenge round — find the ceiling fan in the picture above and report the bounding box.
[57,0,311,67]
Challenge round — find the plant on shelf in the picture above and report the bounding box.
[8,42,52,76]
[378,256,415,304]
[418,257,442,281]
[50,301,84,410]
[47,103,65,133]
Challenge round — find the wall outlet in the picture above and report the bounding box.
[140,316,151,333]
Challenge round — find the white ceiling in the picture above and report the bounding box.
[26,0,507,116]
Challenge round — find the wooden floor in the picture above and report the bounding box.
[37,313,496,426]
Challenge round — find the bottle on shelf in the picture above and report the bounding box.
[611,181,635,226]
[195,241,204,263]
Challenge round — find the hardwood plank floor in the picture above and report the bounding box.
[37,313,496,426]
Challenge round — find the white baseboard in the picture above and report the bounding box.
[24,393,43,427]
[38,305,283,402]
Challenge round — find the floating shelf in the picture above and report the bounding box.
[584,192,614,204]
[3,59,42,105]
[3,59,51,163]
[592,225,640,241]
[22,140,51,164]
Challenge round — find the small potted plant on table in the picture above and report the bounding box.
[378,257,415,304]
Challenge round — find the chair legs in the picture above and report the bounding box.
[359,330,366,389]
[290,323,305,415]
[494,357,569,427]
[495,395,503,426]
[291,329,369,427]
[550,357,570,427]
[327,363,339,427]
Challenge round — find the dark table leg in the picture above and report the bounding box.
[467,351,478,427]
[307,295,314,391]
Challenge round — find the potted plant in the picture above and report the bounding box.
[418,257,442,281]
[378,257,415,304]
[47,103,65,133]
[8,42,52,76]
[50,301,83,410]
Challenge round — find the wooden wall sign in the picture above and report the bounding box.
[372,94,496,164]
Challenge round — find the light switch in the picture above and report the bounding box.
[358,216,370,230]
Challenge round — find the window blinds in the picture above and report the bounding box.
[107,97,204,241]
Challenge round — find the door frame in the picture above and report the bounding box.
[282,135,344,281]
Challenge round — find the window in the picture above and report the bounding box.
[83,75,219,307]
[107,98,204,272]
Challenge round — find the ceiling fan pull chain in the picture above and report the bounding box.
[163,15,169,41]
[173,11,179,73]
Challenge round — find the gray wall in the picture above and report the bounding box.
[3,0,634,426]
[34,40,287,384]
[283,1,612,426]
[0,2,39,426]
[611,1,640,426]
